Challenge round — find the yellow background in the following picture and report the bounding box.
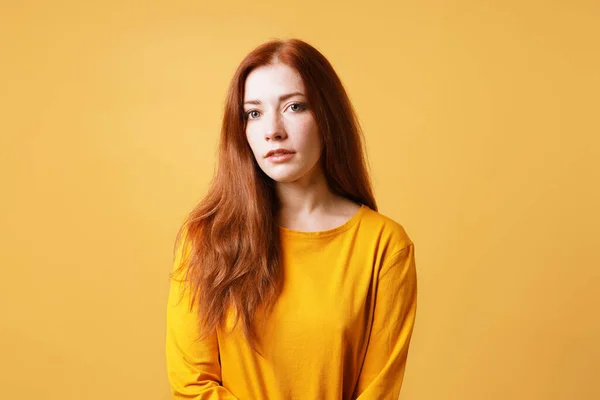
[1,0,598,399]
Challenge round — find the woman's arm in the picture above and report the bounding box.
[353,244,418,400]
[165,237,238,400]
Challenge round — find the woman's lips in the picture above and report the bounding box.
[267,152,295,162]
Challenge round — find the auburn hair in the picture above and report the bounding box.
[171,38,378,353]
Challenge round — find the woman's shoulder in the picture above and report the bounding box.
[359,205,414,254]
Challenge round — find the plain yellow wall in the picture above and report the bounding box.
[1,0,598,399]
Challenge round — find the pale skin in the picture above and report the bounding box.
[243,62,361,232]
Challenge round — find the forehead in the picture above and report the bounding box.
[244,63,305,100]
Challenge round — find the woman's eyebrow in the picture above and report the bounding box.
[243,92,305,106]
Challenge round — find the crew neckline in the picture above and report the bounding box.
[278,204,367,239]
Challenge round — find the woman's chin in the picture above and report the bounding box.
[266,170,303,184]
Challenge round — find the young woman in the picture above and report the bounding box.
[165,38,418,400]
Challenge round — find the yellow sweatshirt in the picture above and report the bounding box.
[165,204,418,399]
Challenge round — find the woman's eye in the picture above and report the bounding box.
[289,103,306,112]
[246,110,260,119]
[246,103,305,119]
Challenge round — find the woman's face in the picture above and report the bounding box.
[243,63,323,184]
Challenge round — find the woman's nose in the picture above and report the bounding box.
[264,112,287,141]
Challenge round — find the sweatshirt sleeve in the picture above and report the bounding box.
[353,243,418,400]
[165,236,238,400]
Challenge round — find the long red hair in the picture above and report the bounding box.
[172,38,377,352]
